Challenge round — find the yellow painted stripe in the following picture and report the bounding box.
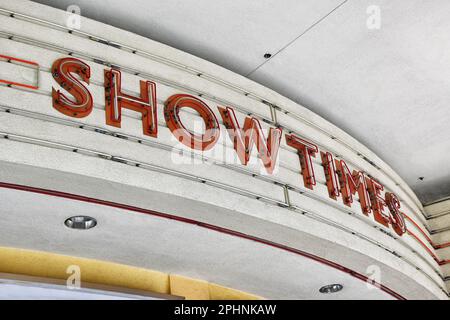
[169,274,210,300]
[0,247,262,300]
[209,283,261,300]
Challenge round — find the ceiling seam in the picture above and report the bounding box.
[245,0,350,77]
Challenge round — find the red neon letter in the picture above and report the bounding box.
[104,68,157,137]
[366,178,390,227]
[165,94,220,151]
[321,151,340,200]
[52,57,93,118]
[385,192,407,236]
[218,106,282,174]
[285,134,318,189]
[335,160,371,215]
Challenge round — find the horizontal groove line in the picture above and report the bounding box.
[0,83,402,205]
[0,103,438,269]
[0,103,315,182]
[427,209,450,221]
[0,104,430,238]
[0,56,428,232]
[0,31,271,122]
[0,134,446,294]
[0,126,445,286]
[296,205,447,293]
[0,8,426,221]
[0,181,411,300]
[0,131,284,206]
[432,226,450,235]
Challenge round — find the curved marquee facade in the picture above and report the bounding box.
[0,0,448,299]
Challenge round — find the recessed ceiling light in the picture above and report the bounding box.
[64,216,97,230]
[263,53,272,59]
[319,284,343,294]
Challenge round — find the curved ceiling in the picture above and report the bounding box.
[0,186,396,300]
[30,0,450,204]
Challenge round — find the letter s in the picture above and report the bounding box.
[385,192,407,236]
[52,57,93,118]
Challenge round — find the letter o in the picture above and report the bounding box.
[164,94,220,150]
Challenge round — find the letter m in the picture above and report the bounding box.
[335,159,371,214]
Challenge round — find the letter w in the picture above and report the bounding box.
[218,106,282,174]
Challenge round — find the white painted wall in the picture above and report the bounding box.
[0,0,447,299]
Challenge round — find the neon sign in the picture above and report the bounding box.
[51,57,407,236]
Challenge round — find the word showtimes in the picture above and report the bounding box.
[51,57,406,236]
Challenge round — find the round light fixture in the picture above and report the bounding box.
[64,216,97,230]
[319,284,343,294]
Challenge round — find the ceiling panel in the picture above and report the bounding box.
[250,0,450,203]
[31,0,343,75]
[248,0,450,202]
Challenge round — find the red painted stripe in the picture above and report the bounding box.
[407,231,440,262]
[403,213,433,243]
[0,182,405,300]
[439,260,450,266]
[0,54,39,66]
[1,51,448,263]
[403,213,450,261]
[0,54,39,90]
[407,229,450,267]
[435,242,450,250]
[0,79,38,90]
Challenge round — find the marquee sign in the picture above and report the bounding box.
[51,57,407,236]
